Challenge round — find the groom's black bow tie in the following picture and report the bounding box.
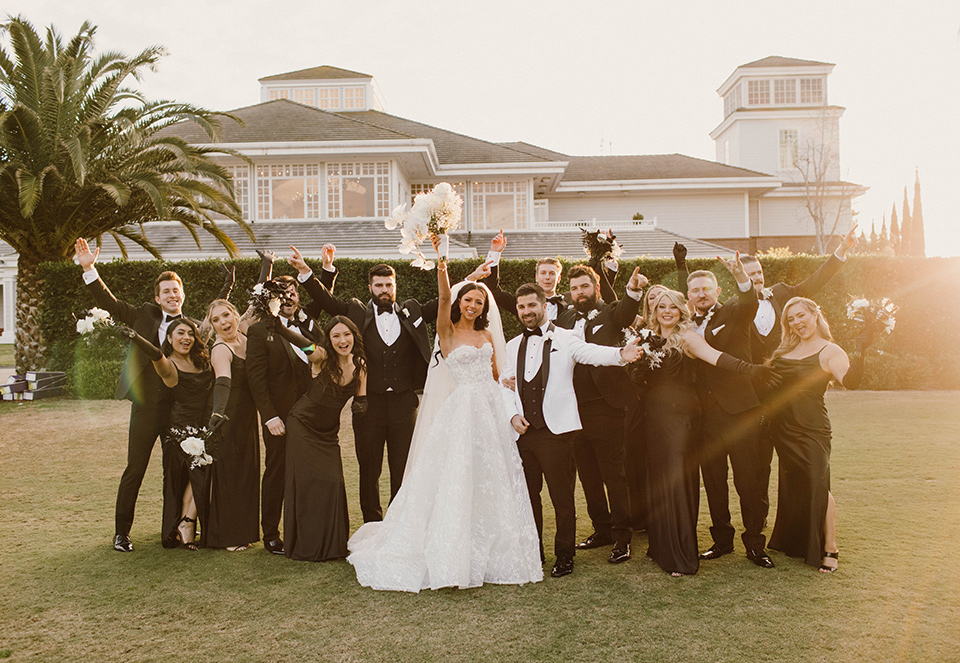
[522,327,542,338]
[376,303,394,315]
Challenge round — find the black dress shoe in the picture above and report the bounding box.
[699,544,734,560]
[551,556,574,577]
[608,542,631,564]
[264,538,285,555]
[575,532,613,550]
[746,548,775,568]
[113,533,133,552]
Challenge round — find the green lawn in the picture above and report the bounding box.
[1,391,958,662]
[0,344,13,367]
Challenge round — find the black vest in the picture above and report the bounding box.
[520,365,547,429]
[364,322,419,394]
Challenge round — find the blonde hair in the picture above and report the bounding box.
[770,296,833,361]
[641,284,668,325]
[646,289,695,353]
[201,299,241,344]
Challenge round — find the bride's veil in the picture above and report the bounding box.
[403,280,507,478]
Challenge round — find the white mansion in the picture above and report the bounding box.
[0,55,864,344]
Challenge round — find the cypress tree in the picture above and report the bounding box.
[879,215,889,252]
[869,221,878,252]
[913,169,926,257]
[901,187,912,256]
[890,204,901,256]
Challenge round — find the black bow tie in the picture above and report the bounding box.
[163,314,178,323]
[576,309,596,321]
[376,303,394,315]
[522,326,543,338]
[546,296,564,306]
[693,314,706,325]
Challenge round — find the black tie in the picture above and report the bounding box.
[522,326,542,338]
[547,295,564,307]
[163,314,177,323]
[376,303,393,315]
[693,314,706,325]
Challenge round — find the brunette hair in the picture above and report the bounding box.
[368,264,396,283]
[450,283,490,330]
[536,257,562,272]
[515,283,546,304]
[567,264,600,286]
[319,315,366,393]
[161,317,209,370]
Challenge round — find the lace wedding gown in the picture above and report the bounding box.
[347,343,543,592]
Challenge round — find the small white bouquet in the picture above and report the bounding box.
[168,425,216,469]
[386,182,463,269]
[846,297,896,335]
[75,308,117,345]
[623,326,668,369]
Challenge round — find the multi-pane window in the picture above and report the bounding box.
[747,80,770,105]
[268,89,290,101]
[342,87,366,110]
[226,165,250,220]
[326,162,390,218]
[778,129,799,169]
[292,88,315,106]
[723,86,741,117]
[410,182,466,204]
[256,164,320,219]
[471,181,528,230]
[800,78,823,104]
[774,79,796,104]
[316,88,340,110]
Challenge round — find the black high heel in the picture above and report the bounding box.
[819,550,839,573]
[177,516,198,551]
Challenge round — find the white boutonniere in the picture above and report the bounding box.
[761,287,773,300]
[402,307,410,318]
[700,308,716,327]
[587,309,600,321]
[297,310,307,323]
[543,330,554,342]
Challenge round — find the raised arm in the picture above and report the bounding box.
[674,242,689,292]
[119,326,178,388]
[271,316,327,366]
[432,234,454,352]
[790,226,857,299]
[292,245,352,318]
[683,329,780,389]
[609,267,647,328]
[74,238,142,326]
[718,251,759,321]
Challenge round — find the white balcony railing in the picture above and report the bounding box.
[535,217,658,230]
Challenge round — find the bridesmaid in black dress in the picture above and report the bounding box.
[123,318,212,549]
[765,297,866,573]
[628,289,779,576]
[272,314,367,562]
[204,299,261,551]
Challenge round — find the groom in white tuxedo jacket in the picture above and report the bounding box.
[500,283,642,578]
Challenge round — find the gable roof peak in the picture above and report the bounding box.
[259,65,372,82]
[740,55,835,69]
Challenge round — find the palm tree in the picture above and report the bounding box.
[0,16,252,373]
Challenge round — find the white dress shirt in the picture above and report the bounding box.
[754,298,776,337]
[521,321,552,381]
[375,305,401,346]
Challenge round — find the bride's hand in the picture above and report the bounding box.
[501,375,516,392]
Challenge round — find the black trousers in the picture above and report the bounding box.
[699,398,766,551]
[260,427,286,542]
[573,399,632,545]
[354,389,418,523]
[517,426,577,561]
[115,401,168,535]
[624,398,648,531]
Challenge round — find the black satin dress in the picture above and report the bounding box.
[284,376,358,561]
[630,350,701,575]
[767,349,834,567]
[203,344,261,548]
[161,366,212,548]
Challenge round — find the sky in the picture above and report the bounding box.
[11,0,960,256]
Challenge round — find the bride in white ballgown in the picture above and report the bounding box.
[347,239,542,592]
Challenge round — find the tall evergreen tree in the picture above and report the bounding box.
[912,168,926,257]
[890,204,901,256]
[879,215,889,252]
[869,221,878,252]
[900,187,913,256]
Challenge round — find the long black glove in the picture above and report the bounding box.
[716,352,781,390]
[208,376,232,431]
[255,249,275,284]
[216,262,235,301]
[673,242,688,271]
[119,326,162,361]
[351,395,368,416]
[272,316,315,352]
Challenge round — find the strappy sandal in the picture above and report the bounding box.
[177,516,198,551]
[819,550,839,573]
[226,543,251,552]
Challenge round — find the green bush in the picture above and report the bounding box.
[38,254,960,395]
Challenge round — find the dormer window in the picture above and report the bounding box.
[266,84,369,111]
[800,78,823,103]
[748,80,770,105]
[774,79,796,104]
[744,77,826,107]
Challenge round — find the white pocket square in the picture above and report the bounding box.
[591,324,604,335]
[711,324,725,335]
[413,317,423,327]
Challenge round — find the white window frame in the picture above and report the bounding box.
[747,80,770,106]
[774,79,797,104]
[255,163,321,220]
[779,129,799,170]
[326,162,391,219]
[470,180,529,231]
[800,78,824,104]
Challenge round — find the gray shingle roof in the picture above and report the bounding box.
[76,221,731,263]
[161,99,415,144]
[258,65,372,82]
[740,56,834,68]
[559,154,772,181]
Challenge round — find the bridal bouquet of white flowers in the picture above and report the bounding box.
[75,308,117,345]
[624,326,668,370]
[581,227,624,266]
[168,425,216,469]
[386,182,463,269]
[248,280,288,319]
[846,297,896,335]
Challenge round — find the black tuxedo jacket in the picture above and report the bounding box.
[245,269,334,424]
[750,254,845,362]
[698,283,760,415]
[302,271,436,391]
[555,292,640,409]
[481,263,617,319]
[86,278,169,405]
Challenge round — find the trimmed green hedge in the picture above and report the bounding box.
[38,254,960,395]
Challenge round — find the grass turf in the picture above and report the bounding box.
[1,391,958,661]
